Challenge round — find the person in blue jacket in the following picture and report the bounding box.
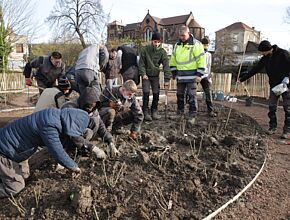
[0,108,89,198]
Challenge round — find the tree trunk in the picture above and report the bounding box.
[76,29,86,49]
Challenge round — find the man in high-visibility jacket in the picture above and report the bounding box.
[170,26,205,125]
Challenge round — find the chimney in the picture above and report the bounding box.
[252,27,255,30]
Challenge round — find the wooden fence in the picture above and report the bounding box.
[0,71,270,98]
[0,71,25,92]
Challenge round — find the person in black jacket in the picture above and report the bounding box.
[117,44,140,85]
[239,40,290,138]
[23,51,65,94]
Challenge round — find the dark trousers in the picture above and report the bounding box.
[75,68,101,96]
[177,82,197,115]
[99,107,116,129]
[142,76,160,113]
[99,107,134,130]
[200,77,214,113]
[0,155,29,198]
[268,90,290,132]
[122,66,140,85]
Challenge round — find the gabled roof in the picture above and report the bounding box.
[188,19,203,28]
[161,14,190,25]
[108,20,125,26]
[122,11,203,31]
[123,22,140,31]
[216,22,256,33]
[151,16,163,25]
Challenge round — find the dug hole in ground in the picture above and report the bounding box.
[0,92,273,219]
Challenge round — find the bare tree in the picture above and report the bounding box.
[0,0,38,71]
[213,30,237,70]
[47,0,108,49]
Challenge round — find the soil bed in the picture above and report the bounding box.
[0,103,267,219]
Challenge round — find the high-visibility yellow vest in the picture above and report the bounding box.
[170,36,205,83]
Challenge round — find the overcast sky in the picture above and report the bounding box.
[35,0,290,49]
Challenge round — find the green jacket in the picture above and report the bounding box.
[139,44,171,81]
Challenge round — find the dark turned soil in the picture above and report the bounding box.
[0,101,266,220]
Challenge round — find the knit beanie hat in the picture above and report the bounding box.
[201,37,210,45]
[258,40,272,52]
[151,32,161,41]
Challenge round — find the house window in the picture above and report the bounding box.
[233,45,238,52]
[232,34,238,42]
[16,44,24,53]
[144,28,152,41]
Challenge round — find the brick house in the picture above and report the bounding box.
[107,11,205,44]
[215,22,261,64]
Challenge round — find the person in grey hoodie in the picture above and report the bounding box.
[75,44,109,95]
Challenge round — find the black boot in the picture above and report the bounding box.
[268,106,277,131]
[142,92,152,121]
[151,93,161,120]
[144,110,152,121]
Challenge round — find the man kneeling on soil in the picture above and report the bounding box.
[99,80,144,140]
[0,108,89,198]
[62,87,119,158]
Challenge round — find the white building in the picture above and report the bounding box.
[7,33,29,71]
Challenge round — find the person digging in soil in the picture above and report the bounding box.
[0,108,88,198]
[239,40,290,139]
[99,80,144,141]
[62,87,118,158]
[34,76,72,112]
[170,26,205,125]
[200,37,217,117]
[23,51,66,94]
[139,31,171,121]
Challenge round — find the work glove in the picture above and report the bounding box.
[282,77,289,85]
[91,146,107,160]
[71,167,81,173]
[272,83,289,96]
[130,131,137,140]
[106,142,120,158]
[25,78,32,86]
[71,167,81,178]
[109,100,122,111]
[164,81,170,91]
